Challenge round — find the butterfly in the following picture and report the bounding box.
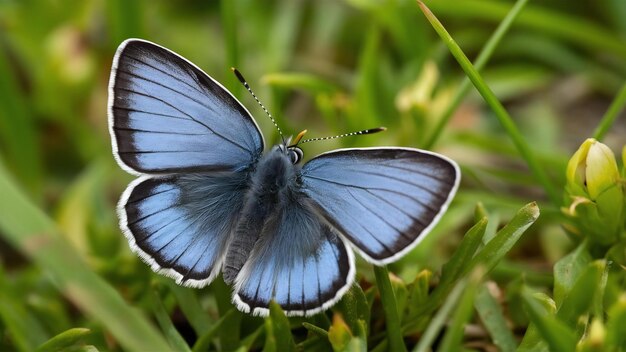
[108,39,460,317]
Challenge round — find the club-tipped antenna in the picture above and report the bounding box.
[231,68,284,144]
[299,127,387,144]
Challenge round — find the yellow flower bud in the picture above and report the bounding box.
[564,139,624,245]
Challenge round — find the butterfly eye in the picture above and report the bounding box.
[289,148,303,164]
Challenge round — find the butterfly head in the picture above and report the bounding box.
[277,143,303,165]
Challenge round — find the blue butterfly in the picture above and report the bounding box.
[108,39,460,317]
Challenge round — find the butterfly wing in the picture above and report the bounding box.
[108,39,263,175]
[232,197,354,317]
[120,172,248,287]
[300,147,460,265]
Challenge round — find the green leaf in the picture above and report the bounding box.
[35,328,91,352]
[373,266,406,352]
[440,217,487,286]
[606,295,626,350]
[328,313,353,352]
[192,309,238,352]
[334,283,370,337]
[0,267,49,351]
[418,1,560,205]
[0,164,171,352]
[263,301,295,352]
[412,277,467,352]
[521,287,577,351]
[302,322,329,338]
[556,260,607,328]
[403,270,432,332]
[151,288,191,352]
[465,202,540,276]
[166,283,211,336]
[474,283,517,352]
[438,270,481,351]
[553,242,592,305]
[423,0,531,149]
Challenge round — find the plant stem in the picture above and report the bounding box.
[418,1,561,206]
[592,81,626,141]
[424,0,530,149]
[373,265,407,352]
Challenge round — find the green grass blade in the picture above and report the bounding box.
[35,328,91,352]
[418,2,560,206]
[166,283,212,336]
[553,241,591,305]
[556,260,606,328]
[427,0,626,60]
[0,267,49,351]
[374,266,406,352]
[404,215,490,325]
[521,287,577,351]
[438,271,481,351]
[265,301,295,352]
[465,202,539,276]
[0,44,42,193]
[221,0,240,96]
[151,288,192,352]
[606,296,626,349]
[439,217,487,286]
[423,0,530,149]
[192,309,238,352]
[474,283,517,352]
[0,165,171,352]
[592,81,626,141]
[412,278,467,352]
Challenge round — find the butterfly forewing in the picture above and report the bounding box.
[301,148,460,264]
[109,39,263,174]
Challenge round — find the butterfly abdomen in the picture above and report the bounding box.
[223,147,299,284]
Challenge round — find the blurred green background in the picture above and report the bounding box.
[0,0,625,350]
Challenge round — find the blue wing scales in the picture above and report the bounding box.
[232,198,354,316]
[108,39,263,174]
[301,147,460,264]
[120,172,247,286]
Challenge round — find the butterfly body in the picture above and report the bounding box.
[223,144,302,284]
[109,39,460,316]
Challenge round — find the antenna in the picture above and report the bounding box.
[231,68,285,143]
[299,127,387,145]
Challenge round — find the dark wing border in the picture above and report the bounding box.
[107,38,265,176]
[301,147,461,266]
[117,175,223,288]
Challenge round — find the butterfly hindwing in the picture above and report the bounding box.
[301,147,460,264]
[232,197,354,316]
[120,172,248,287]
[108,39,264,175]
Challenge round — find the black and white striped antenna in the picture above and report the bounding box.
[231,68,285,144]
[298,127,386,145]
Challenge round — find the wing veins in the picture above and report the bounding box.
[364,189,428,227]
[113,106,190,121]
[305,175,440,213]
[117,69,223,122]
[114,126,210,136]
[340,167,447,200]
[126,186,177,205]
[127,203,178,227]
[125,54,207,97]
[114,86,249,152]
[346,188,411,241]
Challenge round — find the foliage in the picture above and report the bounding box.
[0,0,625,350]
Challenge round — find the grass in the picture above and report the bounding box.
[0,0,625,350]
